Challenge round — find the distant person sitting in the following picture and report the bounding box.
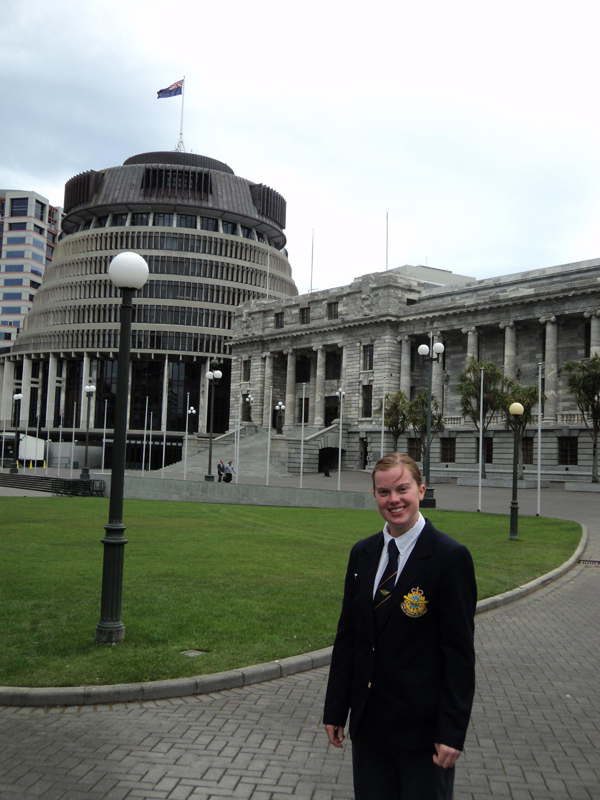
[224,461,236,483]
[217,459,225,482]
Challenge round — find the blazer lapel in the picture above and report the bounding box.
[359,532,384,645]
[377,521,435,633]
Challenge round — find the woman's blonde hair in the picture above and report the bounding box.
[372,452,423,490]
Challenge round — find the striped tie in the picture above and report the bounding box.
[373,539,399,617]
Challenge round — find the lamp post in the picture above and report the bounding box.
[205,358,222,481]
[184,397,196,481]
[10,392,23,473]
[417,339,445,508]
[80,384,96,480]
[275,401,285,435]
[95,252,149,644]
[509,401,525,541]
[245,393,254,422]
[336,385,345,492]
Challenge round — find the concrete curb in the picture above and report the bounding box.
[0,527,586,708]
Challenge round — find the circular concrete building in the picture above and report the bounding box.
[0,151,297,467]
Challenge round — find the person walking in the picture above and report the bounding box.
[224,461,236,483]
[217,459,225,482]
[323,452,477,800]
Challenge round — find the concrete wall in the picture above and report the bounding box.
[95,473,379,511]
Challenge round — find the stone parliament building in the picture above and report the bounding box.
[230,259,600,482]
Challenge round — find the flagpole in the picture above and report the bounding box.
[176,77,185,152]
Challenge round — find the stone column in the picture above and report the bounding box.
[46,354,58,428]
[308,351,317,426]
[399,335,411,397]
[284,349,296,428]
[1,360,15,424]
[501,321,517,379]
[541,316,558,423]
[20,357,32,428]
[313,346,325,427]
[462,326,478,364]
[432,333,444,403]
[585,311,600,356]
[262,352,274,429]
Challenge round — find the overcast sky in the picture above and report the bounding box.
[2,0,599,295]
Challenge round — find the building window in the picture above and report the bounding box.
[7,250,25,258]
[363,344,374,371]
[327,301,338,320]
[31,252,44,264]
[476,438,493,464]
[297,397,309,424]
[6,237,26,244]
[408,438,422,462]
[240,225,253,239]
[9,222,27,231]
[299,307,311,324]
[3,293,22,300]
[362,384,373,417]
[10,198,28,217]
[95,216,108,228]
[132,213,149,226]
[441,439,456,463]
[584,321,591,358]
[111,213,128,227]
[201,217,218,231]
[33,224,45,235]
[274,312,284,329]
[5,265,24,273]
[177,214,197,229]
[522,438,534,465]
[34,200,45,222]
[31,268,42,277]
[2,306,21,314]
[242,360,251,382]
[30,280,40,289]
[326,350,342,380]
[558,436,578,465]
[153,213,173,227]
[222,221,236,235]
[4,279,23,286]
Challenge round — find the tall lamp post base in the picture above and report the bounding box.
[80,467,90,481]
[204,474,215,482]
[420,487,436,509]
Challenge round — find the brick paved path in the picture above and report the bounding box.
[1,484,599,799]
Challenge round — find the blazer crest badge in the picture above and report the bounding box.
[401,587,428,617]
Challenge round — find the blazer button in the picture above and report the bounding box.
[368,682,372,688]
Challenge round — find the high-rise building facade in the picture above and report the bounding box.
[0,190,63,344]
[0,152,297,463]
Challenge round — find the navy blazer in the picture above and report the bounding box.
[323,519,477,751]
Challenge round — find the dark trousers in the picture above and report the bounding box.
[352,736,455,800]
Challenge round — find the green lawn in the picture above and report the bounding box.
[0,497,581,688]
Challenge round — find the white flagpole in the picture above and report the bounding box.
[1,417,5,469]
[101,399,108,473]
[142,396,149,477]
[310,229,314,293]
[184,392,190,481]
[161,424,167,479]
[148,412,153,473]
[45,426,50,476]
[70,402,76,479]
[478,367,484,512]
[380,376,386,459]
[300,383,306,488]
[266,386,273,486]
[57,416,62,477]
[35,413,40,474]
[176,77,185,151]
[537,362,543,517]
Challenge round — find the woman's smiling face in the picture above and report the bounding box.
[373,465,426,537]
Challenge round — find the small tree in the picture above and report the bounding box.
[457,357,507,478]
[377,390,410,451]
[563,355,600,483]
[502,380,540,480]
[408,392,444,469]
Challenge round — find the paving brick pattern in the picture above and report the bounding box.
[1,483,599,799]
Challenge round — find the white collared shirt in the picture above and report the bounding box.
[372,513,426,599]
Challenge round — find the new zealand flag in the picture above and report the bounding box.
[157,79,184,99]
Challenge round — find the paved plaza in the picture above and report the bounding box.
[1,480,599,799]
